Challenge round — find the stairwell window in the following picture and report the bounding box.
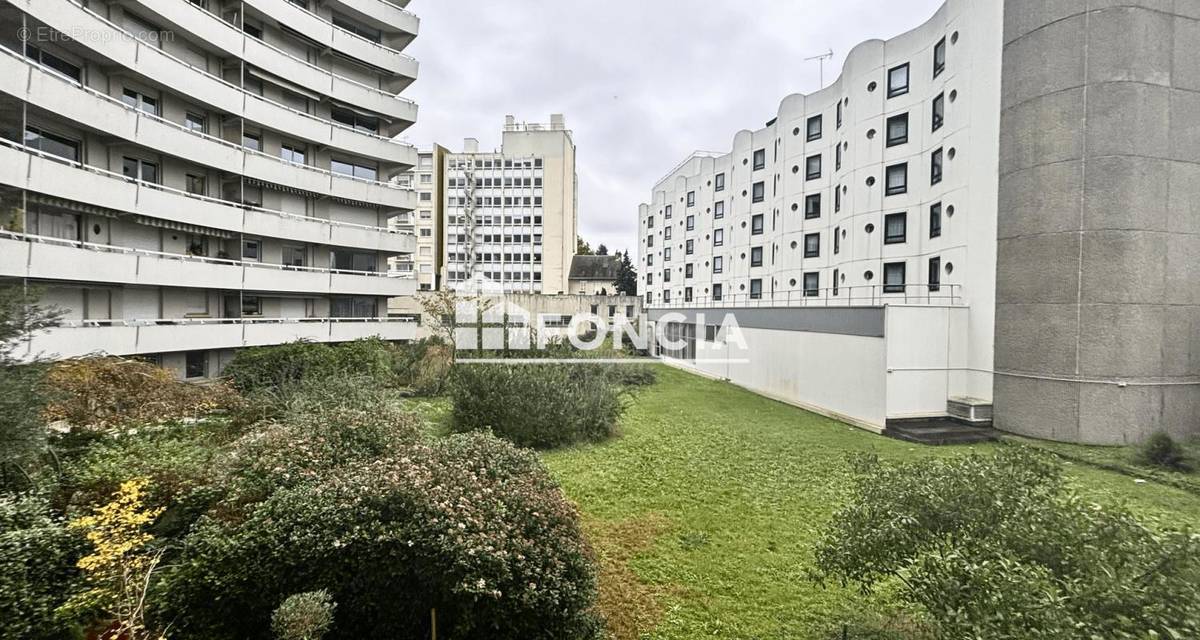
[885,163,908,196]
[686,215,695,230]
[837,100,844,128]
[684,287,693,302]
[833,226,840,254]
[803,272,819,297]
[752,182,765,203]
[884,212,907,244]
[806,154,822,180]
[751,214,764,235]
[833,268,840,296]
[883,261,907,293]
[886,113,909,147]
[715,172,726,191]
[805,194,821,219]
[714,229,724,246]
[753,149,766,170]
[933,37,947,78]
[686,263,694,278]
[929,256,942,292]
[713,283,723,301]
[686,239,694,255]
[931,148,944,185]
[887,63,910,98]
[663,269,671,283]
[751,246,763,267]
[932,93,945,131]
[714,200,725,218]
[804,232,820,258]
[750,279,763,299]
[930,202,943,238]
[687,191,696,207]
[713,256,724,273]
[664,226,672,240]
[807,114,823,141]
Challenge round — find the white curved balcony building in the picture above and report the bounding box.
[0,0,420,378]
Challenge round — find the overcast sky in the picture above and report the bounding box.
[401,0,945,255]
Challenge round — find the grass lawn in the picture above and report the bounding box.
[539,365,1200,639]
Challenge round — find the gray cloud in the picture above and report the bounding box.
[402,0,946,254]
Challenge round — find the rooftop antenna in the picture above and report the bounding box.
[805,49,834,89]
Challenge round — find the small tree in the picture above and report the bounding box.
[576,236,593,255]
[595,243,609,256]
[614,251,638,296]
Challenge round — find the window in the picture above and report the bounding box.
[806,154,822,180]
[282,245,307,267]
[333,250,377,272]
[886,113,909,147]
[243,76,264,96]
[884,212,907,244]
[331,297,377,318]
[750,246,763,267]
[663,289,671,304]
[331,106,379,134]
[887,63,910,98]
[646,273,654,285]
[749,278,763,299]
[751,214,764,235]
[647,216,655,228]
[122,157,158,183]
[185,112,206,133]
[928,256,942,292]
[714,229,724,246]
[664,246,672,261]
[646,235,654,248]
[713,283,723,301]
[836,144,843,171]
[930,202,943,238]
[834,185,841,212]
[626,305,635,317]
[714,200,725,218]
[804,232,820,258]
[933,37,947,78]
[833,226,840,254]
[687,191,696,207]
[803,272,819,297]
[242,239,261,261]
[885,163,908,196]
[24,44,81,83]
[242,132,261,151]
[242,21,263,39]
[121,88,159,116]
[753,149,765,170]
[752,181,765,203]
[931,148,944,185]
[932,93,945,131]
[807,114,823,141]
[24,209,80,241]
[833,268,840,295]
[686,263,694,278]
[883,262,907,293]
[714,172,725,191]
[665,204,673,218]
[686,215,695,231]
[332,12,383,43]
[186,173,206,195]
[713,256,724,273]
[837,100,844,128]
[684,287,693,302]
[686,239,694,254]
[805,194,821,219]
[664,226,672,240]
[185,351,208,379]
[663,268,671,283]
[24,126,80,162]
[281,143,306,164]
[331,158,378,181]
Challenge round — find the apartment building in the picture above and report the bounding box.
[391,144,445,291]
[0,0,421,378]
[640,0,1200,445]
[442,115,578,295]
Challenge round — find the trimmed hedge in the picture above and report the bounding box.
[221,339,395,394]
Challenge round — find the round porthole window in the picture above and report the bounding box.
[743,158,749,165]
[843,141,850,151]
[706,180,711,187]
[740,221,747,228]
[791,203,799,212]
[704,261,710,267]
[789,278,797,286]
[866,176,876,187]
[93,224,102,236]
[742,190,748,197]
[740,252,746,259]
[843,185,849,194]
[790,241,798,249]
[945,262,954,274]
[739,284,746,291]
[844,97,850,106]
[865,223,875,233]
[867,81,877,92]
[950,89,958,103]
[680,196,684,202]
[947,205,956,217]
[867,128,877,139]
[792,165,800,174]
[704,288,709,294]
[793,127,800,136]
[951,31,959,44]
[864,270,874,281]
[841,228,848,238]
[948,148,957,160]
[839,272,846,282]
[706,207,711,213]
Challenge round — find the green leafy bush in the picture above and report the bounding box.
[606,365,657,388]
[272,591,336,640]
[449,364,625,449]
[1136,431,1192,472]
[811,448,1200,639]
[221,339,395,394]
[0,493,83,640]
[159,433,601,640]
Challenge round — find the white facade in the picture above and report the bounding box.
[640,0,1002,428]
[442,115,578,295]
[0,0,420,378]
[392,145,443,292]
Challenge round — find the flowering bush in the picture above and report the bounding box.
[449,364,625,449]
[159,433,602,640]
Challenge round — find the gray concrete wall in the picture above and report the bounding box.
[995,0,1200,444]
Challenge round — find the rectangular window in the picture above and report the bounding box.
[750,246,763,267]
[836,100,844,128]
[714,172,725,191]
[885,163,908,196]
[884,212,907,244]
[332,12,383,43]
[25,209,80,241]
[749,278,763,300]
[713,283,723,301]
[122,157,158,183]
[25,44,82,83]
[242,132,261,151]
[684,287,693,302]
[646,234,654,248]
[932,93,945,131]
[713,256,724,273]
[686,263,694,278]
[686,239,694,255]
[836,143,843,171]
[281,143,306,164]
[282,245,307,267]
[331,106,379,134]
[332,250,376,272]
[804,232,820,258]
[664,246,672,261]
[807,114,823,141]
[753,149,766,170]
[931,148,944,185]
[834,185,842,212]
[121,88,159,116]
[714,229,724,246]
[686,215,695,231]
[806,154,822,180]
[186,173,206,195]
[833,268,840,296]
[933,37,947,78]
[888,62,910,98]
[751,214,764,235]
[929,256,942,292]
[886,113,909,147]
[930,202,942,238]
[185,112,206,134]
[24,126,80,163]
[833,226,840,254]
[663,268,671,283]
[664,226,672,241]
[714,200,725,218]
[803,272,819,297]
[331,296,377,318]
[752,181,765,203]
[331,158,378,181]
[185,351,208,379]
[883,261,907,293]
[242,239,261,261]
[687,191,696,207]
[805,194,821,219]
[665,204,673,218]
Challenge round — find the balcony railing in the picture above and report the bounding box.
[647,284,963,309]
[230,0,416,60]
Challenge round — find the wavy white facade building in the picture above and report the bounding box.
[640,0,1200,444]
[0,0,420,377]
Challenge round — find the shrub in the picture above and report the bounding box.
[1136,431,1192,472]
[159,433,602,640]
[221,339,395,394]
[449,364,625,449]
[811,448,1200,640]
[42,357,239,429]
[0,493,83,640]
[272,591,336,640]
[390,339,452,395]
[606,365,657,388]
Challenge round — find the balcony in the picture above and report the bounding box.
[0,141,416,255]
[17,317,419,361]
[646,284,965,310]
[328,0,420,37]
[0,232,417,297]
[20,0,417,128]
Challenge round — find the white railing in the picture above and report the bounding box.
[0,230,415,277]
[1,139,413,237]
[220,0,416,60]
[647,284,964,309]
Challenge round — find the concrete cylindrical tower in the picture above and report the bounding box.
[994,1,1200,443]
